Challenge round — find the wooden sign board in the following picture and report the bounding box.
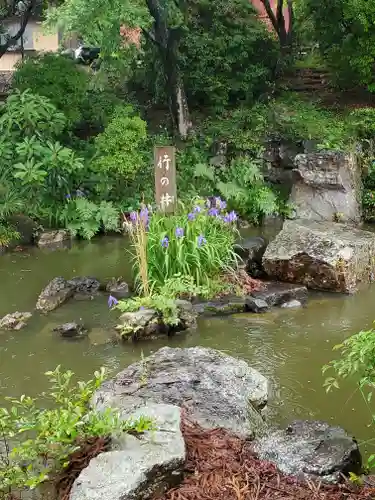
[154,146,177,213]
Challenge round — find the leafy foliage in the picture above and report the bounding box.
[13,54,90,125]
[302,0,375,91]
[323,326,375,468]
[0,90,85,226]
[0,223,20,247]
[116,294,181,327]
[193,158,278,223]
[179,0,278,109]
[0,366,154,498]
[61,197,120,239]
[92,105,149,188]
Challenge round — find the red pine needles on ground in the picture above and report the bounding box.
[159,418,375,500]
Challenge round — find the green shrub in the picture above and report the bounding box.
[93,105,149,182]
[303,0,375,91]
[267,94,351,148]
[323,325,375,468]
[0,90,85,225]
[125,199,239,294]
[179,0,278,109]
[0,223,20,247]
[13,53,89,125]
[61,197,120,240]
[0,366,153,498]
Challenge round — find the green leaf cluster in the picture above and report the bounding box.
[0,366,154,498]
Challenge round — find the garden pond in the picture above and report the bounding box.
[0,234,375,457]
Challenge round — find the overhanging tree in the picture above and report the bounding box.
[47,0,192,138]
[0,0,38,59]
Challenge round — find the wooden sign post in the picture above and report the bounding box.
[154,146,177,213]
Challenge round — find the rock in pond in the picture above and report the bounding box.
[281,299,302,309]
[116,301,197,341]
[68,276,101,299]
[235,236,268,279]
[253,420,362,483]
[70,403,185,500]
[290,151,361,223]
[53,322,87,338]
[93,346,269,438]
[36,276,102,312]
[37,229,71,249]
[263,219,375,293]
[36,277,74,313]
[245,297,270,313]
[0,311,32,330]
[105,277,130,299]
[250,281,308,307]
[193,295,247,316]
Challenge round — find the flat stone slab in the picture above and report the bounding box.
[93,346,269,438]
[253,420,362,483]
[263,219,375,293]
[70,404,185,500]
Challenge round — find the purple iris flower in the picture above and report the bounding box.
[188,212,196,221]
[219,199,227,210]
[197,234,207,247]
[108,295,119,308]
[227,210,237,222]
[175,227,184,238]
[193,206,202,213]
[208,207,219,217]
[161,236,169,248]
[140,207,149,225]
[130,211,137,222]
[65,193,71,199]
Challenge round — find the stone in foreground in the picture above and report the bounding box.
[0,311,32,330]
[263,219,375,293]
[253,420,362,483]
[290,151,361,223]
[93,346,268,438]
[36,277,74,312]
[70,404,185,500]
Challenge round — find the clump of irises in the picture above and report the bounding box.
[125,197,239,295]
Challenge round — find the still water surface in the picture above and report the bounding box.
[0,236,374,456]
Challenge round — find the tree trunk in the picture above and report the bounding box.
[164,28,192,139]
[145,0,192,139]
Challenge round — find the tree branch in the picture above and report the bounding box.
[0,0,37,59]
[259,0,279,35]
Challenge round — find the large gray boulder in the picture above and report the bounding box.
[94,346,269,438]
[36,277,74,312]
[290,151,361,223]
[263,219,375,293]
[253,420,362,483]
[70,404,185,500]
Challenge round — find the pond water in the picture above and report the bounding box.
[1,235,375,458]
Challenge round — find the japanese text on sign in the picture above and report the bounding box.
[154,146,177,213]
